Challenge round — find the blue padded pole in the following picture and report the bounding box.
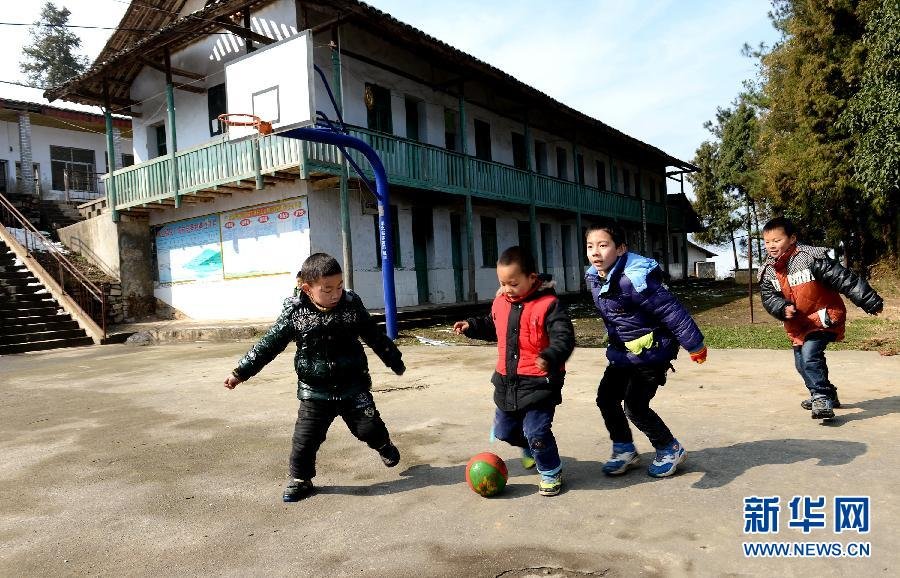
[279,127,398,339]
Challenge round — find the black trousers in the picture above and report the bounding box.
[596,363,675,450]
[289,390,390,480]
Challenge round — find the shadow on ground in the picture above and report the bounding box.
[317,436,867,496]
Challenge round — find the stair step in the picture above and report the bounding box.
[0,328,87,346]
[0,336,94,355]
[0,320,80,336]
[0,312,73,327]
[0,290,54,301]
[0,296,58,309]
[0,271,35,281]
[0,305,61,317]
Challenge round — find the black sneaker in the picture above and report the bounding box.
[378,442,400,467]
[801,392,841,410]
[810,397,835,420]
[283,478,314,502]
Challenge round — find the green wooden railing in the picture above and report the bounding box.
[103,126,673,225]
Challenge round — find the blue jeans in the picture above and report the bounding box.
[793,332,836,398]
[492,404,561,475]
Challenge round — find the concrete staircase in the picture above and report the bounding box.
[41,200,85,233]
[0,238,94,355]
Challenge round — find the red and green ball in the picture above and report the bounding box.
[465,452,508,497]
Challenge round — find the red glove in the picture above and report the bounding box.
[689,345,708,364]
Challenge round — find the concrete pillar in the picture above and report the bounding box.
[17,112,35,196]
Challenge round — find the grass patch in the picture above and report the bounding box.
[396,277,900,355]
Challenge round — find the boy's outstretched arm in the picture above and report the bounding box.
[759,271,794,320]
[538,300,576,368]
[227,302,296,387]
[811,257,884,315]
[455,311,497,342]
[355,296,405,375]
[634,270,706,360]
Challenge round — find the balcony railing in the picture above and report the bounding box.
[102,126,673,225]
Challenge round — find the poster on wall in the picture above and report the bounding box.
[155,215,223,283]
[220,198,310,278]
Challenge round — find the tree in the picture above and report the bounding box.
[19,2,89,89]
[688,140,742,272]
[756,0,879,269]
[840,0,900,257]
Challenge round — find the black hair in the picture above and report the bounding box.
[497,245,537,275]
[585,220,627,246]
[300,252,342,284]
[295,270,302,279]
[763,217,796,237]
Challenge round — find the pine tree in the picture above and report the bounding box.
[19,2,89,89]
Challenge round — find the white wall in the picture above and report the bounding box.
[0,118,133,200]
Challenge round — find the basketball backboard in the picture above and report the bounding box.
[223,30,316,140]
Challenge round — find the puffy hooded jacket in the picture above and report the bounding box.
[233,290,404,400]
[758,244,883,345]
[464,276,576,411]
[585,252,704,366]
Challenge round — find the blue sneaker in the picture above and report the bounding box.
[648,441,687,478]
[521,446,536,470]
[602,442,640,476]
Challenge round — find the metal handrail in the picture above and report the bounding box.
[0,191,106,336]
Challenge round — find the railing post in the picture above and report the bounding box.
[332,29,353,290]
[164,50,181,208]
[103,83,119,222]
[253,139,263,189]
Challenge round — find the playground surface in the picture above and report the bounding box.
[1,343,897,576]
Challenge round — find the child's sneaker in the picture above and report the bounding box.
[283,478,314,502]
[521,446,536,470]
[647,441,687,478]
[810,396,835,420]
[378,442,401,467]
[602,442,640,476]
[801,391,841,410]
[538,472,563,496]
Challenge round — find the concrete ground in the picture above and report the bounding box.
[0,343,897,577]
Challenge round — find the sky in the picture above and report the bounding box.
[0,0,781,271]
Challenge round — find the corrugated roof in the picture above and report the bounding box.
[46,0,696,169]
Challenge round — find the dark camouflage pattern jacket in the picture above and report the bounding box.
[232,290,404,400]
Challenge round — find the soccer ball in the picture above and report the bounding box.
[465,452,508,497]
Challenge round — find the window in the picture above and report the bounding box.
[556,147,567,180]
[444,108,458,151]
[540,223,553,270]
[518,220,532,254]
[365,83,393,134]
[0,160,7,193]
[634,171,641,196]
[511,132,527,170]
[596,160,607,190]
[480,216,497,267]
[575,153,585,184]
[122,154,135,168]
[561,224,572,272]
[374,205,401,268]
[534,140,548,175]
[623,170,631,195]
[611,164,619,192]
[51,146,96,192]
[208,83,227,136]
[474,119,491,161]
[658,180,666,202]
[404,96,422,142]
[150,124,167,158]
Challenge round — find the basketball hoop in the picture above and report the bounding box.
[218,113,273,135]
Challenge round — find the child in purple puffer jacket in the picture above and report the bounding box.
[584,222,706,478]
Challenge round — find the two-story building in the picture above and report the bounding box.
[1,90,133,202]
[46,0,699,320]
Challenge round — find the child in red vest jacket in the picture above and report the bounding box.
[759,217,883,419]
[453,246,576,496]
